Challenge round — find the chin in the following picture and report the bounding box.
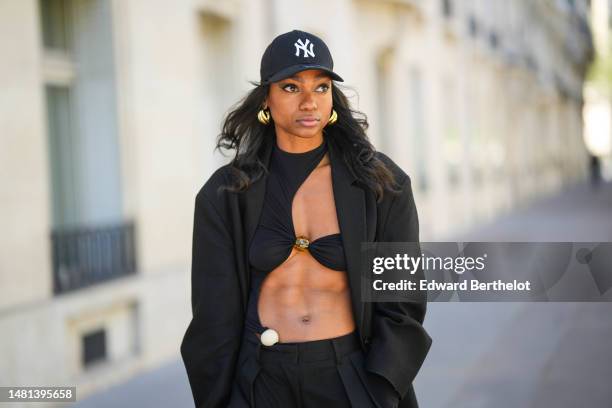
[294,127,323,138]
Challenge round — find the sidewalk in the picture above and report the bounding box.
[415,180,612,408]
[73,358,192,408]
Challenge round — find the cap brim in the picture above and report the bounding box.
[264,64,344,84]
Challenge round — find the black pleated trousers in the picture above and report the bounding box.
[228,330,398,408]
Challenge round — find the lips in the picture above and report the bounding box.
[296,117,320,127]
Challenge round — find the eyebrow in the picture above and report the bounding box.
[286,73,331,82]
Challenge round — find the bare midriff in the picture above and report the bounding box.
[257,154,356,342]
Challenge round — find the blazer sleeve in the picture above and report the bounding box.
[364,175,432,399]
[180,189,243,408]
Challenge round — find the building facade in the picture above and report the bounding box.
[0,0,593,403]
[584,0,612,178]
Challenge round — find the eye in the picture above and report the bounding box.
[316,83,330,93]
[282,83,299,92]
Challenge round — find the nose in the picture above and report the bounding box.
[299,90,317,111]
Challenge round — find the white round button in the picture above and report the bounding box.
[260,328,279,346]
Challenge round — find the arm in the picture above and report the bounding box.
[365,175,432,401]
[180,190,243,408]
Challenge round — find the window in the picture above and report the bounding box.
[376,50,393,153]
[408,68,429,192]
[442,79,461,188]
[40,0,134,294]
[82,328,107,367]
[40,0,73,52]
[40,0,124,230]
[45,85,79,226]
[468,15,478,37]
[442,0,453,18]
[198,12,239,170]
[488,31,499,49]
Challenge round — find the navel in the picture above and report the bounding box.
[300,314,312,324]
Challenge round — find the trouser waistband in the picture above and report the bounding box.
[244,330,361,365]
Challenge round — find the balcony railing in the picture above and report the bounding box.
[51,221,137,294]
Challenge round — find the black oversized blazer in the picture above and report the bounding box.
[181,139,432,408]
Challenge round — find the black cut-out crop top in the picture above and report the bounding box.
[244,139,347,335]
[249,139,346,272]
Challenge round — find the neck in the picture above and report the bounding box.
[275,133,324,154]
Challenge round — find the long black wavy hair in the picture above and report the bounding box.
[215,80,401,202]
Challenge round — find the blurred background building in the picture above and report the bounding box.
[0,0,601,406]
[584,0,612,181]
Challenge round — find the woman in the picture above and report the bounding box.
[181,30,431,408]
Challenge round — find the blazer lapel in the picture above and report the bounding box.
[243,141,273,256]
[327,141,367,335]
[240,141,273,302]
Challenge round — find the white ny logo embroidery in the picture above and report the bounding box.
[294,38,315,58]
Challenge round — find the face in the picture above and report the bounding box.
[264,69,333,142]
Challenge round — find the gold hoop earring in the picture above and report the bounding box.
[327,109,338,126]
[257,108,271,125]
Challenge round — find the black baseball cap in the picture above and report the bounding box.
[260,30,344,85]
